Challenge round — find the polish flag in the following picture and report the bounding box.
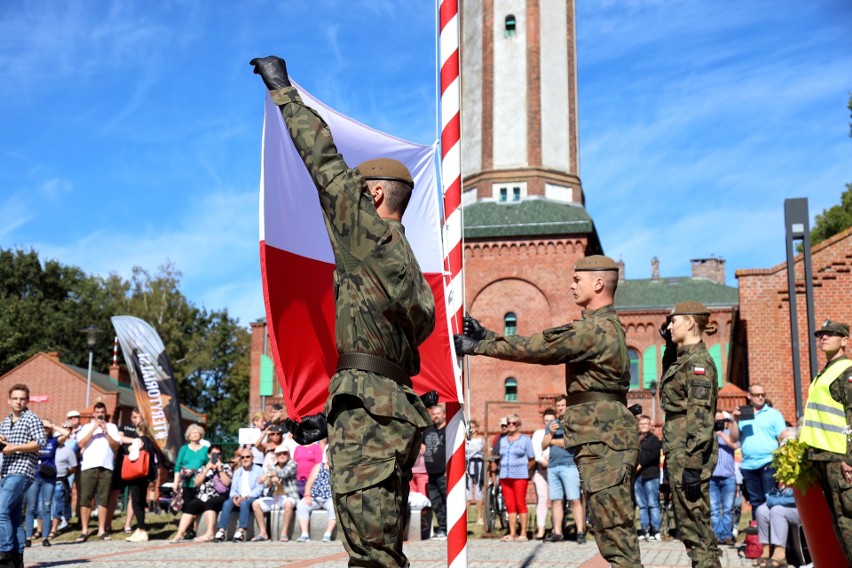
[259,84,459,423]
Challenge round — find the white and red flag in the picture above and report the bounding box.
[259,84,459,423]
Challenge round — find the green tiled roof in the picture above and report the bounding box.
[615,277,738,310]
[462,198,603,253]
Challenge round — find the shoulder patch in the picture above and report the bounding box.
[694,366,705,375]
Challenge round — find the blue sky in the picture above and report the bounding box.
[1,0,849,326]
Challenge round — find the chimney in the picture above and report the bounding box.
[617,259,625,282]
[691,257,726,285]
[45,352,61,361]
[651,257,660,282]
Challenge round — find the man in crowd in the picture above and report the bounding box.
[423,405,448,539]
[50,437,77,536]
[800,320,852,564]
[214,449,264,543]
[733,384,785,517]
[63,410,82,518]
[710,410,739,545]
[76,401,120,541]
[542,395,585,544]
[634,414,662,542]
[455,255,642,566]
[0,384,46,568]
[251,55,435,567]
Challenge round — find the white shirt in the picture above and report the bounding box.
[78,422,121,471]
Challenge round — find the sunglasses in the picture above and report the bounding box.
[241,455,253,459]
[507,421,519,425]
[749,393,766,398]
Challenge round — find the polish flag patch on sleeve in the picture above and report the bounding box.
[694,366,706,375]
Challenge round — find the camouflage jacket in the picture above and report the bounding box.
[271,87,436,378]
[808,355,852,464]
[660,341,718,471]
[473,305,638,450]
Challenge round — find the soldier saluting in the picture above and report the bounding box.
[250,56,436,568]
[455,255,642,567]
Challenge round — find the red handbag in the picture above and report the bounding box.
[121,449,150,480]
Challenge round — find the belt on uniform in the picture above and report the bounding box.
[337,352,412,388]
[666,411,687,419]
[566,392,627,407]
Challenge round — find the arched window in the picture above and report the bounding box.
[628,348,640,390]
[504,15,516,38]
[505,377,518,401]
[504,312,517,336]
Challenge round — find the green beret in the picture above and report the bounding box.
[574,255,619,272]
[815,320,850,338]
[357,158,414,189]
[669,301,710,317]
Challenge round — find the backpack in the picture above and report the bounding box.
[744,521,761,559]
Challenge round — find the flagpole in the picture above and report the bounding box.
[438,0,467,567]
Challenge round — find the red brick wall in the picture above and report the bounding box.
[736,227,852,423]
[0,353,119,423]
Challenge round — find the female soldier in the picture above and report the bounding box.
[660,301,720,568]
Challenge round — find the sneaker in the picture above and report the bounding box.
[213,529,226,543]
[25,539,31,548]
[58,518,69,531]
[638,533,647,541]
[296,533,310,543]
[127,530,149,543]
[432,531,447,540]
[232,529,245,542]
[576,532,586,545]
[322,532,332,542]
[42,539,51,548]
[647,533,660,541]
[546,533,564,543]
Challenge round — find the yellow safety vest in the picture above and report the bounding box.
[800,358,852,454]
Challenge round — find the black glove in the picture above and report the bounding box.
[628,403,643,416]
[463,313,488,340]
[249,56,292,91]
[420,390,439,408]
[454,334,478,356]
[284,413,327,445]
[682,468,702,502]
[660,321,677,374]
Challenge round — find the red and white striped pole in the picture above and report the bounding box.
[113,336,118,366]
[439,1,467,567]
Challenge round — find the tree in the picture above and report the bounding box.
[810,184,852,246]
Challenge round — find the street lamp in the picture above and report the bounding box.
[80,325,102,408]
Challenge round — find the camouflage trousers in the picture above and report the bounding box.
[667,451,720,568]
[574,441,643,567]
[327,392,423,567]
[813,460,852,566]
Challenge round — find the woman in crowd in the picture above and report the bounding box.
[295,460,336,542]
[251,445,300,541]
[255,424,285,470]
[25,419,69,547]
[293,440,325,497]
[172,424,209,522]
[660,301,720,568]
[466,419,486,525]
[124,418,158,543]
[753,429,800,568]
[497,413,535,542]
[170,445,232,543]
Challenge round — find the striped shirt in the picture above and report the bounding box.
[0,408,47,479]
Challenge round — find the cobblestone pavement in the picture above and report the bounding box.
[23,537,757,567]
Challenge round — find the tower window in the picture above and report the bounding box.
[504,312,517,336]
[504,377,518,401]
[512,187,521,201]
[504,15,516,38]
[629,348,640,390]
[499,187,508,202]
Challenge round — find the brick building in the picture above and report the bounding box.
[733,226,852,424]
[0,351,206,430]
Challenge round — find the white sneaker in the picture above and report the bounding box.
[638,533,646,541]
[127,529,148,543]
[296,533,310,542]
[322,532,332,542]
[58,518,69,531]
[648,533,660,541]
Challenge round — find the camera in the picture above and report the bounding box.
[713,420,725,432]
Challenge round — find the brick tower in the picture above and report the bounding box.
[460,0,603,432]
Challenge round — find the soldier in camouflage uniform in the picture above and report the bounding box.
[659,301,720,568]
[250,56,435,567]
[801,320,852,565]
[455,255,642,567]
